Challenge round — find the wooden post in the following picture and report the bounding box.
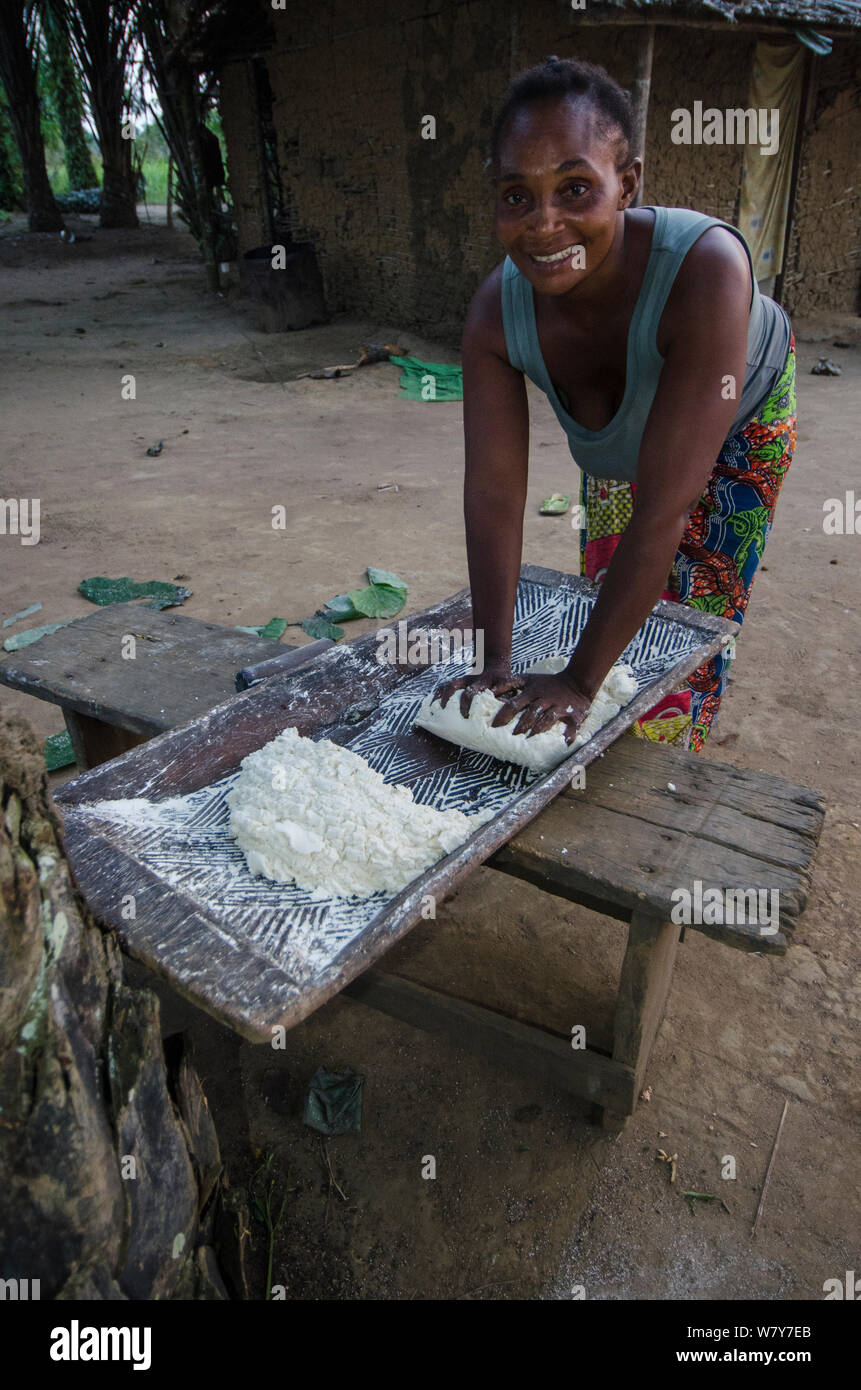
[631,24,655,208]
[774,49,817,306]
[597,908,681,1131]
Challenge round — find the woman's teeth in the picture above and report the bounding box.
[531,244,579,263]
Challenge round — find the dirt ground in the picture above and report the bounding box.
[2,208,859,1301]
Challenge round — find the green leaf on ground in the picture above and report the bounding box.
[235,618,288,640]
[322,593,362,621]
[78,577,192,610]
[3,620,74,652]
[348,584,406,619]
[365,567,407,594]
[44,730,75,770]
[289,570,408,637]
[301,614,345,641]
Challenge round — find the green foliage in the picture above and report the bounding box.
[347,584,406,619]
[234,617,289,640]
[290,568,409,642]
[0,101,23,210]
[300,614,345,641]
[249,1152,287,1302]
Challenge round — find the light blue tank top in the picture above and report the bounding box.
[500,205,791,483]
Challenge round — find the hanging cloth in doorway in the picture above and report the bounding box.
[737,41,805,286]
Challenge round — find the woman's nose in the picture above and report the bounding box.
[528,196,567,231]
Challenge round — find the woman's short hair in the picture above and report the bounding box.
[490,56,634,172]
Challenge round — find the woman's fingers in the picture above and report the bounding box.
[434,669,523,719]
[434,675,469,711]
[489,675,592,740]
[489,686,537,728]
[512,700,559,737]
[460,672,523,719]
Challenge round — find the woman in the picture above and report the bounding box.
[435,56,797,754]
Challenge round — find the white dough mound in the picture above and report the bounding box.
[226,726,494,898]
[414,657,638,773]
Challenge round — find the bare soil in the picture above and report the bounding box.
[2,208,858,1300]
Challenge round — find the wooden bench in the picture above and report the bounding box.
[1,601,825,1130]
[0,602,305,770]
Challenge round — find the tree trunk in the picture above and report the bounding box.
[58,0,139,229]
[0,5,63,231]
[0,712,244,1299]
[96,118,138,227]
[41,4,99,191]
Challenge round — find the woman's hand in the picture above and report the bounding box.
[489,671,593,744]
[432,658,526,719]
[433,664,593,745]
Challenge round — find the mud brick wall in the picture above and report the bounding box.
[218,2,859,338]
[219,58,271,253]
[783,43,861,318]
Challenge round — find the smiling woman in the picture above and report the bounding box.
[433,55,797,753]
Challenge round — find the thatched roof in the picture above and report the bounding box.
[589,0,861,28]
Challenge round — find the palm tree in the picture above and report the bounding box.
[40,1,98,190]
[0,3,63,230]
[135,0,222,287]
[56,0,138,227]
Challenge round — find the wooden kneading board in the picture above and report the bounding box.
[55,566,736,1041]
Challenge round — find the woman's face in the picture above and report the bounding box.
[493,95,639,296]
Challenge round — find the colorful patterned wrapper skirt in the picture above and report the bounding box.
[579,332,797,753]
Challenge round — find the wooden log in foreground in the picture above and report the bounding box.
[0,711,246,1300]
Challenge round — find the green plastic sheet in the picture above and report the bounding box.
[78,576,192,610]
[44,731,75,771]
[388,355,463,401]
[303,1067,364,1135]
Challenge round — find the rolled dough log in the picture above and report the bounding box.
[414,658,638,773]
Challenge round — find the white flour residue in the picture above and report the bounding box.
[81,794,196,826]
[226,726,494,899]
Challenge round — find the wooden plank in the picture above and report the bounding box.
[342,968,637,1112]
[570,736,826,838]
[488,739,824,952]
[50,570,745,1034]
[0,602,296,733]
[489,801,805,951]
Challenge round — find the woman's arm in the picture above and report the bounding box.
[565,229,751,697]
[496,227,752,737]
[435,270,532,713]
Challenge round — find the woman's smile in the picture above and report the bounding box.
[524,241,586,275]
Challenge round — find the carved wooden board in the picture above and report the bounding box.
[54,566,736,1040]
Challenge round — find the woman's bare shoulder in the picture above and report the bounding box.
[463,261,510,363]
[662,224,752,348]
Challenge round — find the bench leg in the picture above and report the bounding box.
[596,909,681,1132]
[62,709,149,771]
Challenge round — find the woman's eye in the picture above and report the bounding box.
[502,182,589,207]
